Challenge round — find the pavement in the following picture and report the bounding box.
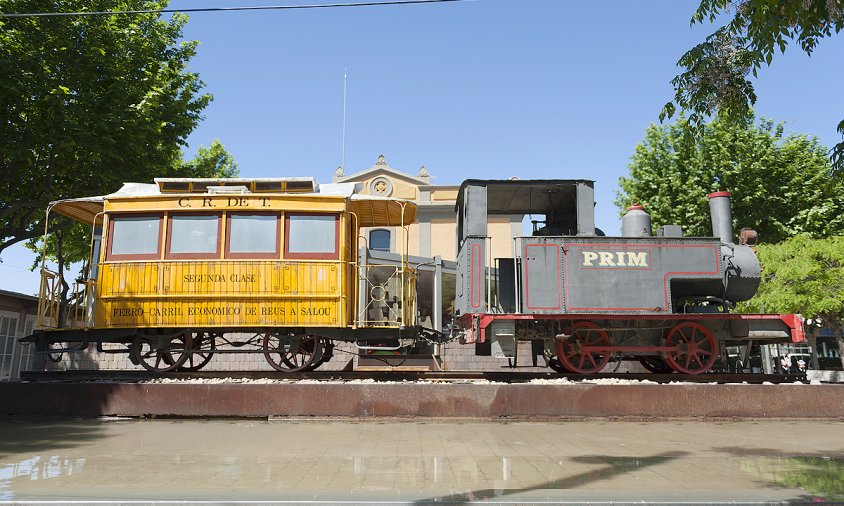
[1,418,842,504]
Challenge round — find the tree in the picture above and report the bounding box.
[739,235,844,364]
[177,139,239,178]
[616,114,844,243]
[662,0,844,170]
[0,0,211,254]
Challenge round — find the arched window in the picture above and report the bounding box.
[370,229,391,252]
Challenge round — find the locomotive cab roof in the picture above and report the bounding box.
[456,179,596,238]
[455,179,594,215]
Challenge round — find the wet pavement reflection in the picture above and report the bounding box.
[0,419,842,503]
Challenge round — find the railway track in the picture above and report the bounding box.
[19,370,811,384]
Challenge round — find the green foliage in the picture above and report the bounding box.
[776,457,844,501]
[0,0,211,252]
[739,235,844,354]
[27,219,91,268]
[616,114,844,243]
[664,0,844,170]
[24,139,239,286]
[176,139,240,178]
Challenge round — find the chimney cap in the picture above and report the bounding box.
[707,191,731,199]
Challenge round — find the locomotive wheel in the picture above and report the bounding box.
[664,322,717,374]
[178,332,216,372]
[556,322,611,374]
[263,333,323,373]
[638,356,674,374]
[280,336,325,371]
[132,333,190,373]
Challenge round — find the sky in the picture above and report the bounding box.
[2,0,843,295]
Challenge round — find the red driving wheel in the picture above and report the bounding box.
[664,321,717,374]
[556,321,611,374]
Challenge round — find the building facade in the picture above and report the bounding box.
[334,155,522,261]
[0,289,38,380]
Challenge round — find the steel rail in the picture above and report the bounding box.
[19,370,813,384]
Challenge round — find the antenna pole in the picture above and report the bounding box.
[341,68,348,171]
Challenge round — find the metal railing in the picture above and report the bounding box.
[36,268,61,329]
[356,263,416,328]
[37,268,92,330]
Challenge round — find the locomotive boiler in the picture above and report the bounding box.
[453,179,804,374]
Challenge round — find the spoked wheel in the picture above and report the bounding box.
[280,336,327,371]
[638,356,674,374]
[132,333,190,373]
[664,322,717,374]
[263,333,323,373]
[544,349,569,373]
[556,322,611,374]
[178,332,216,372]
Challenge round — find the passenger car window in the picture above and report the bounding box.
[167,214,220,258]
[226,214,279,258]
[285,214,338,259]
[108,215,161,260]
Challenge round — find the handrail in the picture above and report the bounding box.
[37,268,60,329]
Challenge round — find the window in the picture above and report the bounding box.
[0,311,19,381]
[370,229,391,252]
[107,215,161,260]
[285,214,339,259]
[166,214,221,259]
[226,213,279,258]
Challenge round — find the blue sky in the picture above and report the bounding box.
[2,0,843,295]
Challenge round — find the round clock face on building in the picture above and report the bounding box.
[370,177,393,196]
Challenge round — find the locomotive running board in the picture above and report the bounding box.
[458,313,805,344]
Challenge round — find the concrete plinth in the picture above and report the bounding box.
[2,382,843,419]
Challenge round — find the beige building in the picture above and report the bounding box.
[333,155,522,261]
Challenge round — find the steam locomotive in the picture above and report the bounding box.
[452,179,803,374]
[25,177,803,374]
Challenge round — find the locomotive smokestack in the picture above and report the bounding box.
[707,191,734,244]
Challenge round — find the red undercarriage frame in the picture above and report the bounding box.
[456,312,805,375]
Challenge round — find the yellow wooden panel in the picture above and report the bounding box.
[96,260,345,328]
[105,195,347,213]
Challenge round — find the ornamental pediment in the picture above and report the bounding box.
[333,155,431,189]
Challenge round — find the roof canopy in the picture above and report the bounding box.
[48,183,416,227]
[50,197,106,225]
[456,179,594,215]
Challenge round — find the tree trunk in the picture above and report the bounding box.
[829,314,844,370]
[807,327,820,371]
[56,230,70,329]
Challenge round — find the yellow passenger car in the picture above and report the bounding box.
[32,177,419,373]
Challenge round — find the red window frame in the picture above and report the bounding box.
[225,212,281,259]
[165,213,222,260]
[284,213,340,260]
[106,213,163,261]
